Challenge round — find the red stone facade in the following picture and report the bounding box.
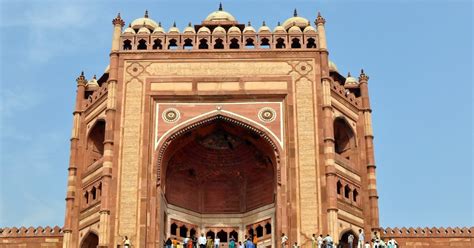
[1,5,472,248]
[0,226,63,248]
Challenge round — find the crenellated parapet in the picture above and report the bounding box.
[380,226,473,238]
[0,226,63,237]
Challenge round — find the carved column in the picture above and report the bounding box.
[358,70,380,232]
[98,13,124,248]
[317,12,338,239]
[63,72,86,248]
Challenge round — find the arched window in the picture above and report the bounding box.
[334,118,356,160]
[170,223,178,236]
[214,38,224,49]
[353,189,359,202]
[153,39,163,50]
[199,39,209,49]
[245,38,255,48]
[230,38,240,49]
[84,191,89,204]
[230,230,238,242]
[190,228,196,238]
[260,38,270,48]
[306,38,317,48]
[91,187,97,200]
[217,229,228,242]
[168,39,178,50]
[123,40,132,50]
[183,38,193,49]
[264,223,271,235]
[97,183,102,197]
[256,225,263,237]
[276,38,285,49]
[137,39,147,50]
[206,230,215,240]
[86,120,105,166]
[291,38,301,48]
[248,228,254,237]
[337,181,343,195]
[344,185,351,199]
[179,225,188,238]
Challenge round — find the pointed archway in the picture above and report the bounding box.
[80,231,99,248]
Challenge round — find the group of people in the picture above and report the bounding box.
[164,233,260,248]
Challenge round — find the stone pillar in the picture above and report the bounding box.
[358,70,380,232]
[63,72,86,248]
[98,14,124,248]
[317,12,339,239]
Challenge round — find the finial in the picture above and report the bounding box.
[76,71,87,85]
[219,2,223,11]
[248,21,251,26]
[81,71,84,76]
[277,21,281,26]
[112,12,125,27]
[359,69,369,82]
[262,21,266,26]
[128,23,131,28]
[347,72,351,77]
[144,10,149,18]
[316,11,326,25]
[188,22,192,27]
[173,21,176,27]
[93,74,97,79]
[294,8,298,17]
[158,22,162,27]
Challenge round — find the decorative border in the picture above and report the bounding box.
[258,107,277,123]
[161,108,181,123]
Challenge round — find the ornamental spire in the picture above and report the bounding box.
[294,8,298,17]
[262,21,266,26]
[76,71,87,86]
[219,2,223,11]
[144,10,149,18]
[359,69,369,82]
[316,11,326,25]
[112,12,125,27]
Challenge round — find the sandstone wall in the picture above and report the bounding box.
[0,226,63,248]
[380,227,473,248]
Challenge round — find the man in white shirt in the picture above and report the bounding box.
[198,233,207,248]
[358,229,365,248]
[364,242,371,248]
[281,233,288,248]
[317,235,323,248]
[323,234,333,248]
[214,237,220,248]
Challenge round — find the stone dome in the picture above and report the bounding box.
[123,25,136,35]
[183,23,196,34]
[258,22,271,33]
[345,72,358,85]
[152,23,165,34]
[197,26,211,34]
[273,22,286,33]
[168,22,180,34]
[303,25,317,33]
[131,10,158,30]
[86,75,99,90]
[288,25,303,34]
[137,26,151,34]
[243,22,256,34]
[205,4,236,22]
[212,26,226,35]
[228,26,241,34]
[282,9,310,30]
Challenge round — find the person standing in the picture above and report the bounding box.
[165,238,172,248]
[229,236,236,248]
[311,234,317,248]
[214,236,220,248]
[364,242,370,248]
[292,242,300,248]
[198,234,207,248]
[348,233,354,248]
[281,233,289,248]
[357,229,364,248]
[123,236,131,248]
[317,234,323,248]
[323,234,333,248]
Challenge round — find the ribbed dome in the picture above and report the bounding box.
[345,72,358,85]
[168,22,180,34]
[205,4,236,22]
[273,22,286,33]
[228,26,241,34]
[123,25,136,35]
[212,26,226,35]
[183,23,196,34]
[303,25,317,33]
[197,26,211,34]
[258,21,271,33]
[288,25,303,34]
[131,10,158,30]
[282,9,309,30]
[329,61,338,72]
[243,22,256,34]
[86,75,99,90]
[137,26,151,34]
[152,23,165,34]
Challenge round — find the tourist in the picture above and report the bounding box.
[378,239,386,248]
[238,241,244,248]
[317,234,323,248]
[184,236,189,248]
[281,233,289,248]
[187,237,193,248]
[193,236,198,248]
[123,236,131,248]
[247,237,255,248]
[215,236,220,248]
[252,234,258,246]
[198,234,207,248]
[358,230,364,248]
[165,238,172,248]
[206,236,214,248]
[292,242,300,248]
[323,234,333,248]
[371,232,380,248]
[311,234,317,248]
[173,237,178,248]
[177,242,183,248]
[348,233,354,248]
[229,236,236,248]
[386,238,397,248]
[364,242,370,248]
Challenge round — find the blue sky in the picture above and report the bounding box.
[0,0,472,228]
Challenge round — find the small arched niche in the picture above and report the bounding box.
[86,120,106,166]
[333,118,356,161]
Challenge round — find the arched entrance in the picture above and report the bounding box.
[81,232,98,248]
[157,114,280,246]
[339,229,358,248]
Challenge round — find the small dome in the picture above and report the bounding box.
[205,4,236,22]
[288,25,303,34]
[282,9,310,30]
[258,21,271,33]
[329,61,338,72]
[183,23,196,34]
[212,26,226,35]
[86,75,99,89]
[303,25,317,33]
[243,22,256,34]
[197,26,211,34]
[168,22,180,34]
[228,26,241,34]
[273,22,286,33]
[123,25,136,35]
[131,10,159,30]
[153,23,165,34]
[345,72,358,85]
[137,26,151,34]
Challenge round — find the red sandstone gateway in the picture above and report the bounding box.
[0,4,472,248]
